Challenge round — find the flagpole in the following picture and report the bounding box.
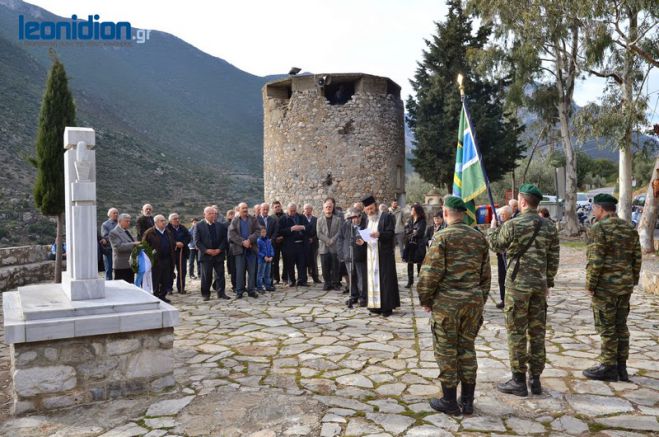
[457,74,501,225]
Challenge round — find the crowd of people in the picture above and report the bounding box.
[99,196,419,316]
[97,185,642,417]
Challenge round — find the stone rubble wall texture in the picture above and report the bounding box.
[10,327,174,414]
[641,265,659,294]
[0,245,57,292]
[263,74,406,211]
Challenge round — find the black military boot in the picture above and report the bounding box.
[583,364,618,381]
[528,374,542,395]
[497,373,528,397]
[458,382,475,415]
[429,384,461,415]
[617,361,629,382]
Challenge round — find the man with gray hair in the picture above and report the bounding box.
[100,207,118,280]
[279,202,311,286]
[338,207,368,307]
[494,205,513,309]
[196,206,230,301]
[108,213,139,283]
[167,212,191,294]
[509,199,519,218]
[142,215,176,303]
[303,203,321,284]
[228,202,261,298]
[136,203,155,241]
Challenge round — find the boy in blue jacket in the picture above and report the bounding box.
[257,227,275,292]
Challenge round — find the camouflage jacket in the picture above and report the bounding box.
[487,209,560,292]
[586,216,641,295]
[417,223,491,309]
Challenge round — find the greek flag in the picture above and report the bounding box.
[134,249,153,293]
[452,103,487,225]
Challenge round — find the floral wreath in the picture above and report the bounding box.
[130,240,157,273]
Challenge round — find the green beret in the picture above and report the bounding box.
[593,193,618,205]
[444,196,467,211]
[519,183,543,199]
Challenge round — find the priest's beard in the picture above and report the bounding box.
[368,213,379,223]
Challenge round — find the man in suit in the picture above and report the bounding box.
[142,215,176,303]
[196,206,230,301]
[136,203,155,240]
[271,200,288,284]
[317,200,342,291]
[108,213,139,283]
[257,202,278,241]
[100,207,118,280]
[167,213,191,294]
[303,204,321,284]
[228,202,261,298]
[280,203,312,287]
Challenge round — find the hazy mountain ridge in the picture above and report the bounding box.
[0,0,275,245]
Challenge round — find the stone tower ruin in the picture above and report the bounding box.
[263,73,406,210]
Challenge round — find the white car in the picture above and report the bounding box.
[577,192,591,208]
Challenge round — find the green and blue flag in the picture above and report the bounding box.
[452,103,487,225]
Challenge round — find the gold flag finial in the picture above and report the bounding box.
[457,74,465,97]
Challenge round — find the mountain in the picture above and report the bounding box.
[0,0,271,246]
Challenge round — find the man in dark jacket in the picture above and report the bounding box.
[196,206,230,301]
[228,202,261,298]
[303,204,321,284]
[142,214,176,303]
[166,212,191,294]
[338,207,368,307]
[271,201,287,284]
[279,203,312,287]
[136,203,155,241]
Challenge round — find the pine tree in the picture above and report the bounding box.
[406,0,523,191]
[31,53,76,283]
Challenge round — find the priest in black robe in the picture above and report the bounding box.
[359,196,400,317]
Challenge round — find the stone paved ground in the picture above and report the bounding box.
[0,245,657,436]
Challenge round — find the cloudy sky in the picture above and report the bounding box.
[24,0,658,119]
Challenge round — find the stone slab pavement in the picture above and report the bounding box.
[0,246,657,436]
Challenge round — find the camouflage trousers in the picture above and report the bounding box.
[430,299,483,388]
[504,287,547,375]
[592,292,631,365]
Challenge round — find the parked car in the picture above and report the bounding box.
[633,194,646,206]
[577,192,591,208]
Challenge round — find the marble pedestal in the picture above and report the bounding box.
[3,280,179,414]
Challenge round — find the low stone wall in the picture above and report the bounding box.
[0,245,60,292]
[10,328,175,414]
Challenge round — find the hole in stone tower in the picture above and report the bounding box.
[266,84,292,99]
[386,80,401,99]
[325,81,355,105]
[323,173,333,186]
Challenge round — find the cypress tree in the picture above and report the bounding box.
[406,0,524,191]
[31,53,76,283]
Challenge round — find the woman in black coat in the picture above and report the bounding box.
[403,204,427,288]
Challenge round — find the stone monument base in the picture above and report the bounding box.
[10,327,175,415]
[3,280,179,415]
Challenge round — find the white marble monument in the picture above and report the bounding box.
[2,127,179,414]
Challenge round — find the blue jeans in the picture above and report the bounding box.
[257,261,272,290]
[235,252,256,293]
[103,252,113,280]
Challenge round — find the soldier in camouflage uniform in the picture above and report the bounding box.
[583,193,641,382]
[417,196,491,415]
[488,184,560,396]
